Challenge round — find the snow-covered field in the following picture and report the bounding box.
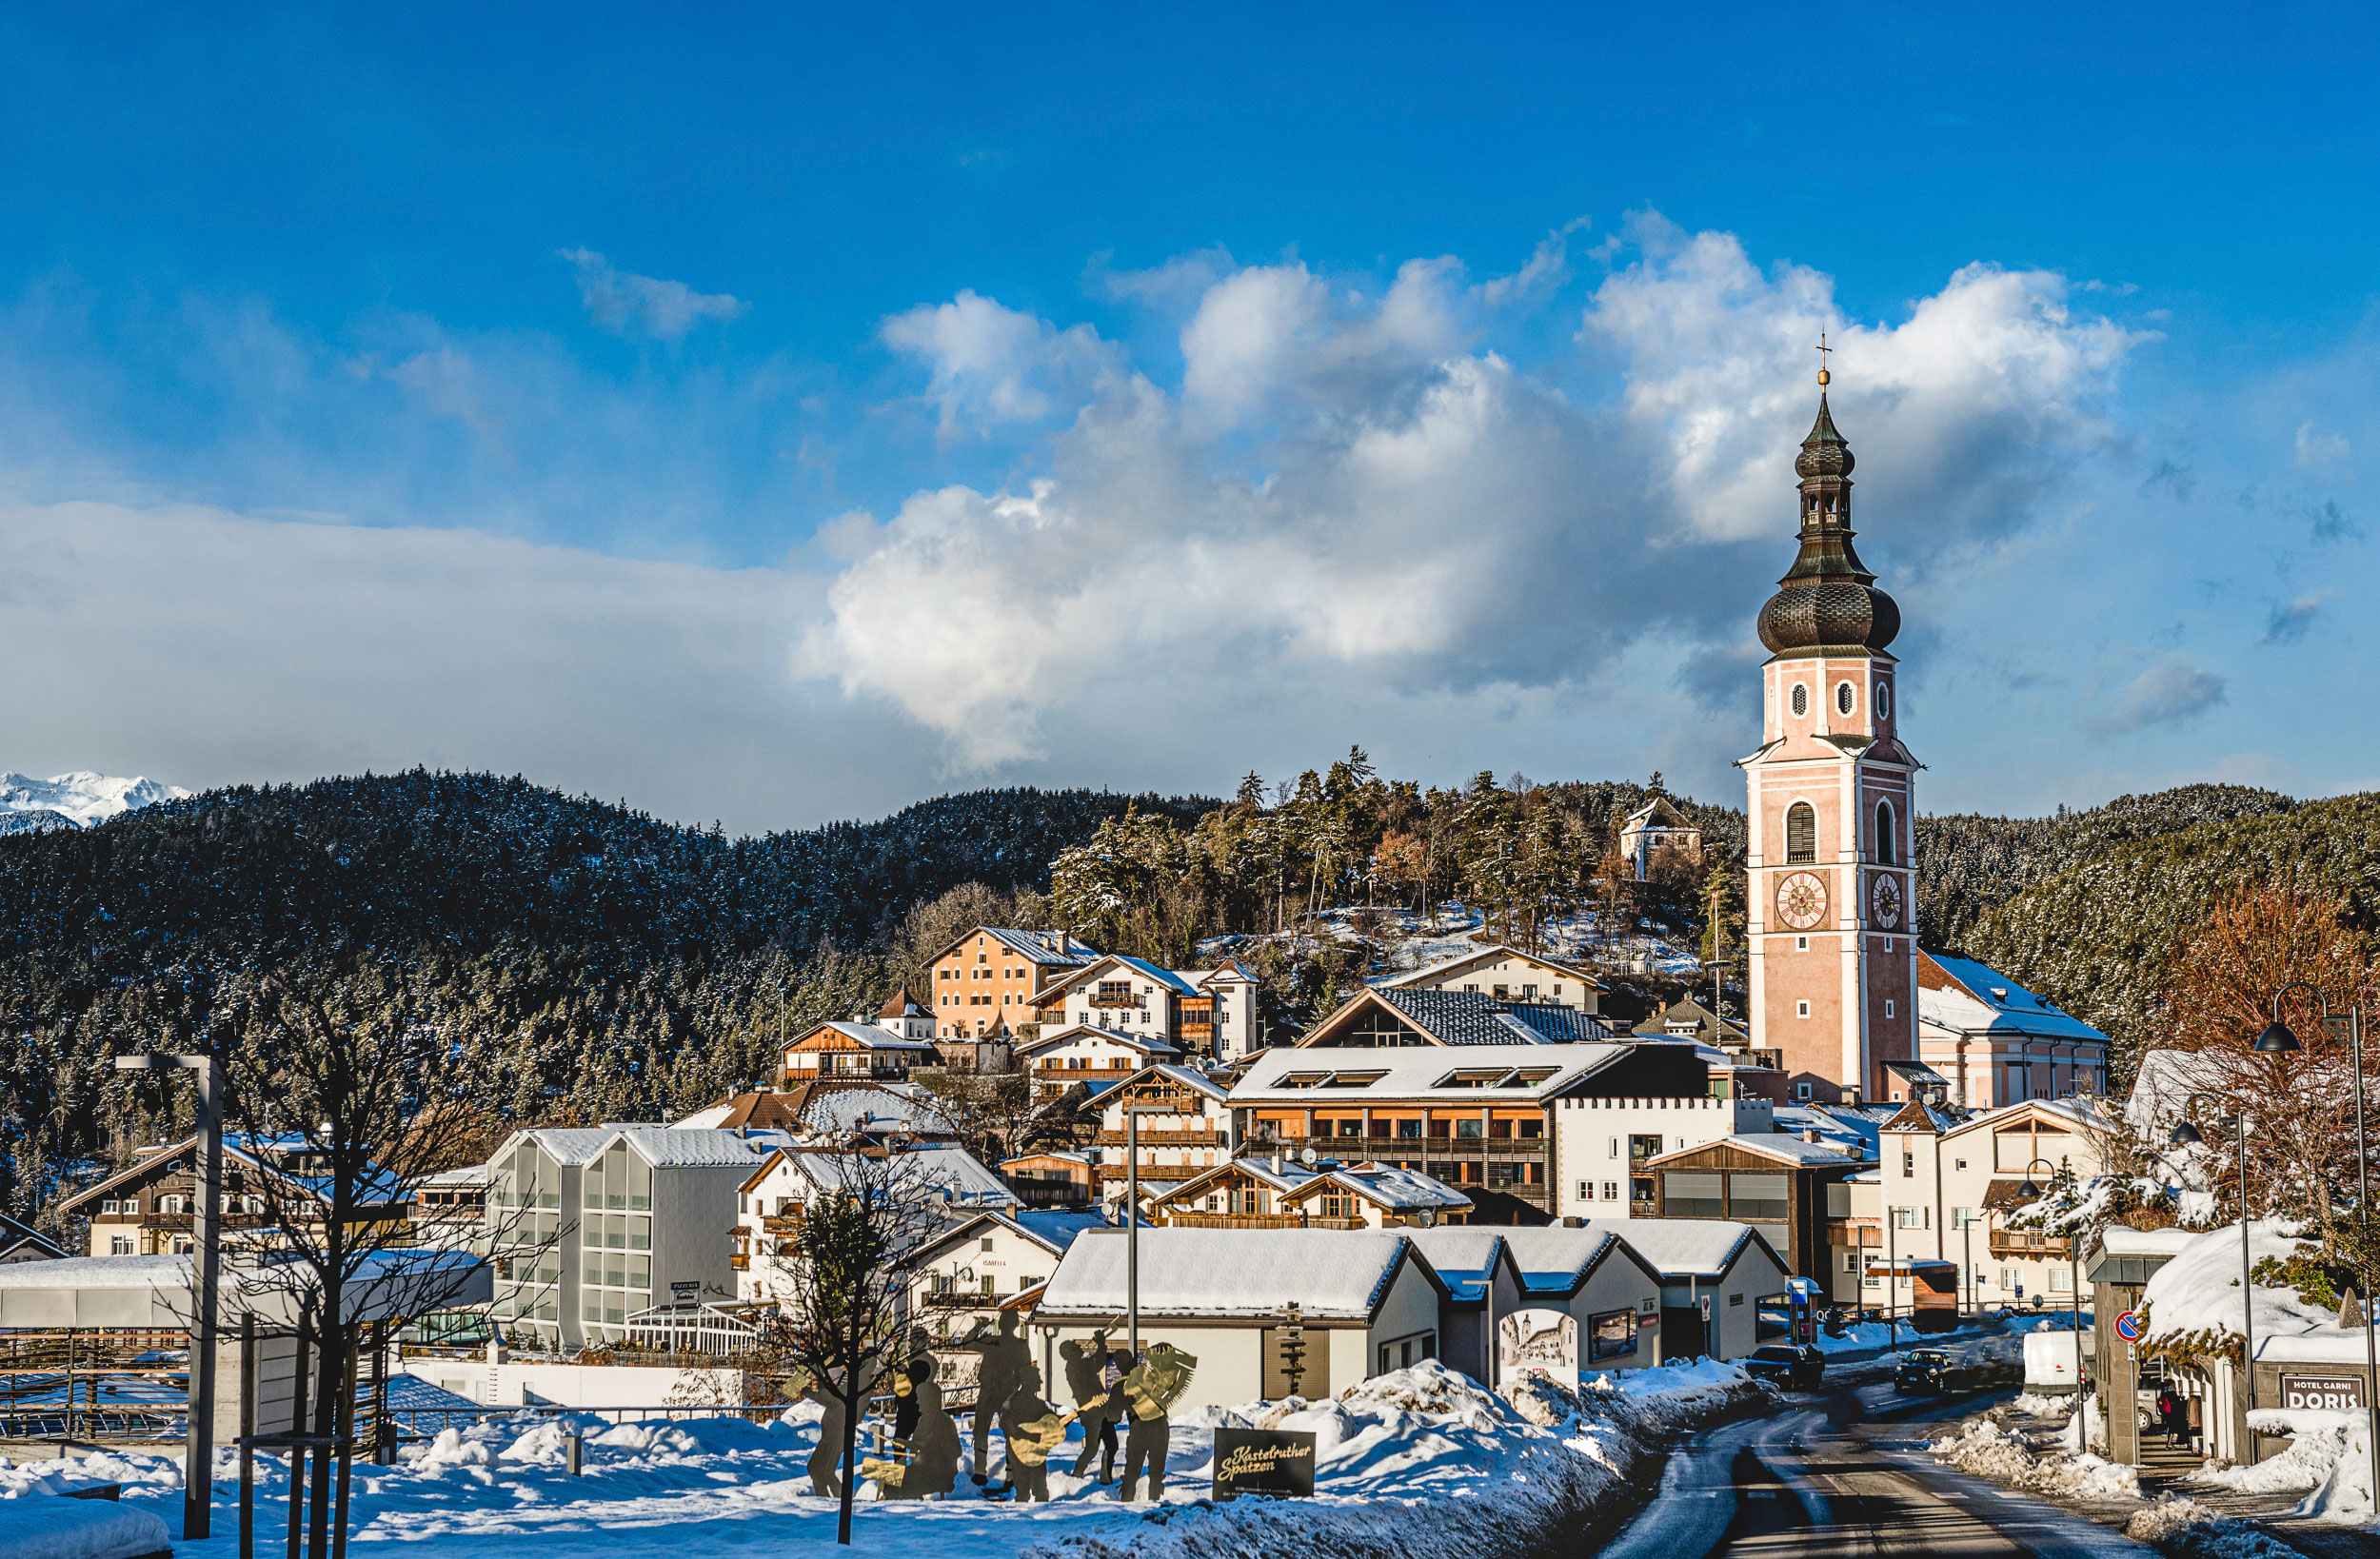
[2,1359,1757,1559]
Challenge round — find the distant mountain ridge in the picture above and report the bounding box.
[0,771,191,831]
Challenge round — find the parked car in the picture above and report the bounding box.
[1894,1348,1965,1393]
[1743,1344,1825,1391]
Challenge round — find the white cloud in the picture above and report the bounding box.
[560,248,746,341]
[1583,215,2147,549]
[2296,421,2350,466]
[802,219,2145,769]
[879,290,1115,438]
[0,495,929,832]
[2101,656,2229,732]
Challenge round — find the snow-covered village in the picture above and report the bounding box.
[4,11,2379,1559]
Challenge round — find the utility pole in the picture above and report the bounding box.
[117,1051,223,1541]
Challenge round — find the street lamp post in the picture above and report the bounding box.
[2246,984,2373,1494]
[2172,1043,2296,1470]
[116,1051,223,1540]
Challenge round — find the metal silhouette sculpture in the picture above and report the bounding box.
[801,1379,850,1498]
[1061,1328,1129,1482]
[1116,1341,1197,1502]
[863,1371,961,1499]
[960,1310,1032,1485]
[996,1365,1075,1504]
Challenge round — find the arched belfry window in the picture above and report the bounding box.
[1786,802,1816,864]
[1875,800,1896,866]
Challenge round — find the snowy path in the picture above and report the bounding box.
[1602,1378,2149,1559]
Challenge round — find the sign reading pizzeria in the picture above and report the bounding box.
[1212,1427,1318,1500]
[2277,1372,2368,1412]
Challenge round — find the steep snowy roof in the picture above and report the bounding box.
[1371,986,1611,1044]
[1582,1218,1783,1281]
[1284,1161,1472,1213]
[1038,1228,1423,1320]
[1773,1106,1879,1158]
[1497,1225,1641,1296]
[1916,951,2112,1045]
[510,1128,614,1166]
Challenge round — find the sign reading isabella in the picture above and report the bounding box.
[1212,1427,1318,1500]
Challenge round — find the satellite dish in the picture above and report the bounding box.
[1299,1147,1317,1166]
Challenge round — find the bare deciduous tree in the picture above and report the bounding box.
[758,1142,948,1545]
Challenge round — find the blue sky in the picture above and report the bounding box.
[0,5,2374,830]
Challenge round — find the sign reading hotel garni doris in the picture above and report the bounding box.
[1212,1427,1318,1500]
[2278,1372,2368,1411]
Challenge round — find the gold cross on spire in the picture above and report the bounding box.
[1815,332,1832,387]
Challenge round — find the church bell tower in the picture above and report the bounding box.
[1740,365,1919,1105]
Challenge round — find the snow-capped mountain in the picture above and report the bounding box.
[0,771,192,830]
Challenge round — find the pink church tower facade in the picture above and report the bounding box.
[1740,392,1920,1105]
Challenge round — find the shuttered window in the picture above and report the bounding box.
[1663,1172,1724,1218]
[1786,803,1816,864]
[1729,1173,1790,1222]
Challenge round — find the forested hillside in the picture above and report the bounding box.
[0,771,1211,1219]
[0,758,2350,1225]
[1914,783,2298,951]
[1963,791,2380,1082]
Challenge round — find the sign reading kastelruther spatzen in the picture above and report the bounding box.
[1212,1427,1317,1500]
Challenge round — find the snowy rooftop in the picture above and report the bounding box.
[1917,951,2112,1045]
[2101,1226,2199,1258]
[1583,1218,1775,1280]
[1371,986,1611,1044]
[803,1021,941,1053]
[1039,1227,1418,1320]
[1374,942,1602,991]
[1651,1133,1861,1167]
[0,1253,189,1291]
[758,1144,1018,1209]
[1233,1041,1635,1102]
[1402,1227,1506,1293]
[604,1126,790,1168]
[506,1127,617,1167]
[1497,1226,1636,1294]
[2142,1220,2342,1348]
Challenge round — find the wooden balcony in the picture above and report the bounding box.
[1156,1213,1364,1231]
[919,1291,1001,1310]
[1826,1220,1882,1248]
[1087,991,1144,1009]
[1093,1128,1223,1148]
[1990,1230,2071,1257]
[761,1214,805,1235]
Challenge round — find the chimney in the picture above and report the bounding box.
[1271,1154,1282,1174]
[1802,1128,1820,1145]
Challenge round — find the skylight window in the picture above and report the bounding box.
[1319,1071,1385,1089]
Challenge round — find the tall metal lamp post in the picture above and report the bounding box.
[2171,1011,2301,1469]
[2013,1156,2084,1404]
[2243,984,2373,1493]
[116,1051,224,1540]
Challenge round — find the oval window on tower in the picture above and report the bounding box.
[1875,681,1891,720]
[1836,681,1855,716]
[1790,683,1809,718]
[1786,802,1816,864]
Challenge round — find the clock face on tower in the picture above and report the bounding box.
[1775,871,1828,931]
[1871,874,1903,931]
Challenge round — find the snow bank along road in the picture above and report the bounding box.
[1599,1377,2149,1559]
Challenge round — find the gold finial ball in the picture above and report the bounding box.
[1816,368,1831,386]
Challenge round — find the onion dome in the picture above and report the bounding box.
[1755,394,1900,658]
